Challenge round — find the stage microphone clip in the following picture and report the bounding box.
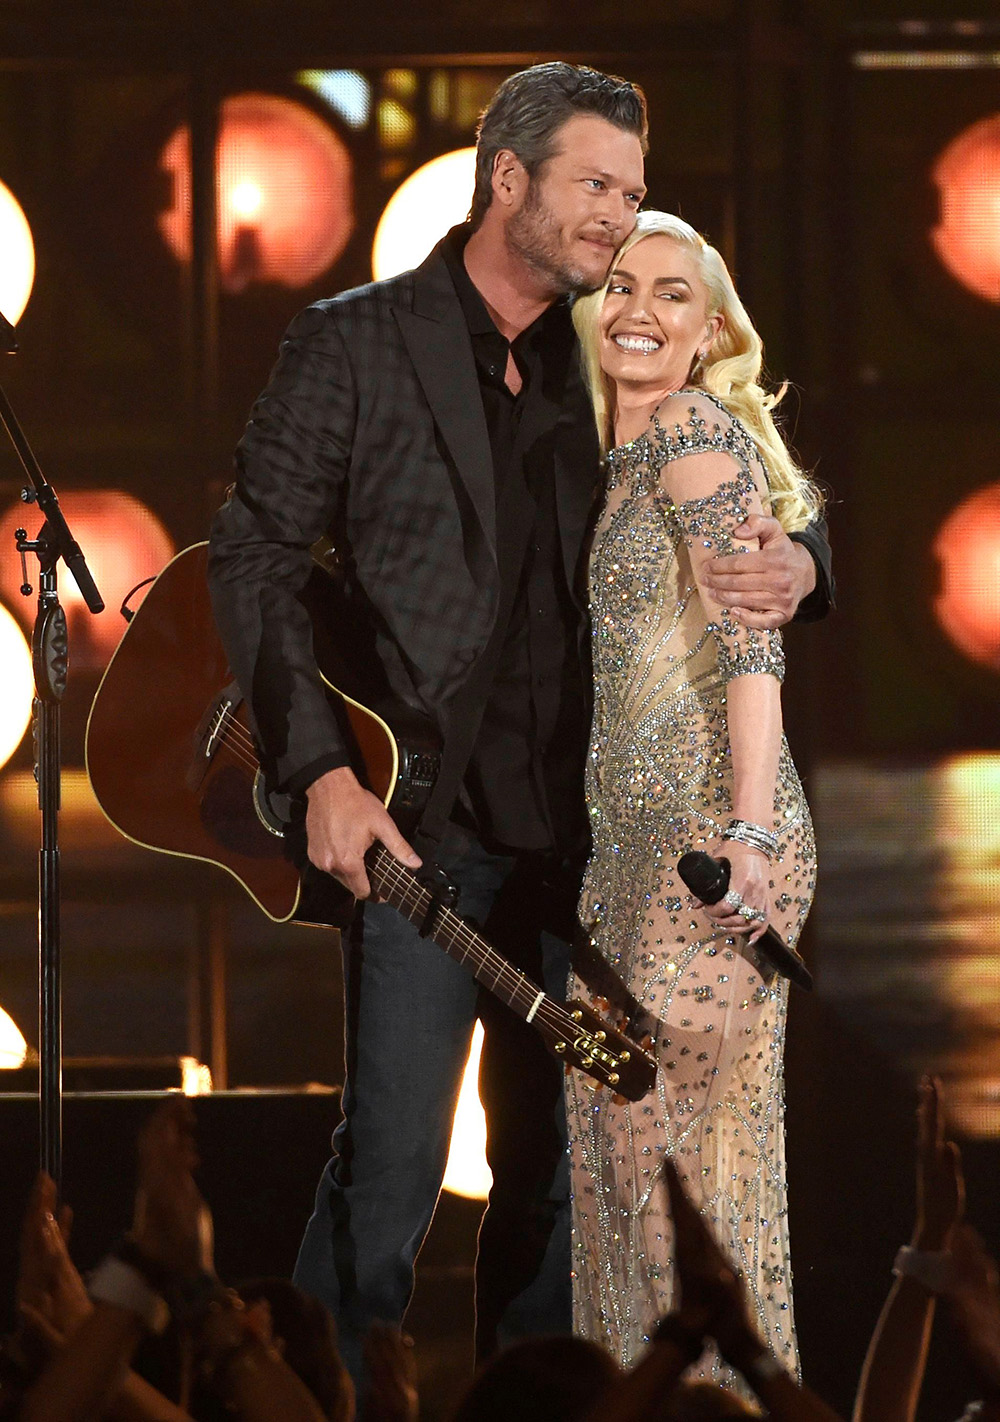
[677,850,813,992]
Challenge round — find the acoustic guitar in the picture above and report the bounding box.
[85,543,656,1102]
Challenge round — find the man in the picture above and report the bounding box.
[208,61,833,1393]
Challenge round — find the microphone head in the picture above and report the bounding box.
[677,851,730,905]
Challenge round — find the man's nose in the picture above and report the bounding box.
[598,189,627,232]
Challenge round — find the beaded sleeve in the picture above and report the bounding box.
[651,399,786,685]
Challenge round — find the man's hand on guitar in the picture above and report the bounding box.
[305,766,422,900]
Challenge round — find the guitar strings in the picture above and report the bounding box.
[201,714,633,1071]
[373,851,577,1040]
[373,851,539,1003]
[222,720,258,757]
[373,850,580,1042]
[215,728,262,775]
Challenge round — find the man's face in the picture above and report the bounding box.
[504,114,646,295]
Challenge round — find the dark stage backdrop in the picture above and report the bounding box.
[2,7,1000,1418]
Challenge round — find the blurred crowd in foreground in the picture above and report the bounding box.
[0,1079,997,1422]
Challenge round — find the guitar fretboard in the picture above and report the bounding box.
[369,845,558,1029]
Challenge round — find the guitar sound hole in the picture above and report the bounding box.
[199,764,288,860]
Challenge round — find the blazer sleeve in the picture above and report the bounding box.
[208,303,358,794]
[789,513,835,623]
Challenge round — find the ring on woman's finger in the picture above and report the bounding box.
[743,907,767,924]
[722,889,744,912]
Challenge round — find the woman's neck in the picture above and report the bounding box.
[612,378,691,446]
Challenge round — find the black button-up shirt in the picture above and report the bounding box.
[440,229,589,857]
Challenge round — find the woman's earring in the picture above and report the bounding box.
[691,348,709,382]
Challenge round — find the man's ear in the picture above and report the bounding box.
[491,148,530,211]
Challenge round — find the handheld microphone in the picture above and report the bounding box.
[676,850,813,992]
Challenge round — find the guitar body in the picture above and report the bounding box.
[85,543,402,923]
[86,543,657,1100]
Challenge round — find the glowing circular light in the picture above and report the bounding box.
[0,178,35,325]
[933,482,1000,669]
[0,603,33,771]
[0,491,174,670]
[372,148,476,281]
[442,1021,492,1200]
[159,92,355,294]
[231,179,264,221]
[931,114,1000,302]
[0,1007,28,1069]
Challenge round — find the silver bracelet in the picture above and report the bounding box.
[88,1256,171,1334]
[722,819,779,861]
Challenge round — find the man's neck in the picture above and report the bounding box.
[462,222,558,342]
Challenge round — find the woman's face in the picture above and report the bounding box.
[598,232,722,398]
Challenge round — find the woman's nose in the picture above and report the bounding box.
[619,289,653,322]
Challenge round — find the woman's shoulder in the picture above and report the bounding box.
[650,389,744,459]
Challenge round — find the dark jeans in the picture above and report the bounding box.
[293,824,573,1392]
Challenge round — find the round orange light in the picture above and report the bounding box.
[933,482,1000,670]
[0,492,174,670]
[0,602,33,771]
[931,114,1000,303]
[159,92,355,294]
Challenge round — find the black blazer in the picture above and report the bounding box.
[208,234,602,793]
[208,233,835,796]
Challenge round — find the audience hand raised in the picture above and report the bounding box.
[130,1097,214,1281]
[913,1074,964,1252]
[16,1171,92,1351]
[364,1322,419,1422]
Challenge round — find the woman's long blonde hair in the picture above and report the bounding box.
[573,210,822,532]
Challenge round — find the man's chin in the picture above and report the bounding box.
[556,255,610,296]
[573,251,616,293]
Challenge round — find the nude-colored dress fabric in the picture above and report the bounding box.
[567,390,816,1385]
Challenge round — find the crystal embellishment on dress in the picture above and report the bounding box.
[567,391,815,1390]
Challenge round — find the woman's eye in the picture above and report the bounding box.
[607,282,630,294]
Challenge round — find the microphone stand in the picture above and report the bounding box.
[0,308,104,1188]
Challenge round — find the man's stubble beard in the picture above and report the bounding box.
[504,182,608,297]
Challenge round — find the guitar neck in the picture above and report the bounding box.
[369,846,556,1027]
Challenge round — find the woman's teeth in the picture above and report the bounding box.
[613,334,661,354]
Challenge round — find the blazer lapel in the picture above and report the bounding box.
[554,346,603,601]
[394,246,496,560]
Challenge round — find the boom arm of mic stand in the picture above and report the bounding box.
[0,380,104,613]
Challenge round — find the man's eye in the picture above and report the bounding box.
[587,178,605,190]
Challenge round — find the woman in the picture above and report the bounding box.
[566,211,820,1384]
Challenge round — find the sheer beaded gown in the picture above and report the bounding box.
[567,390,816,1383]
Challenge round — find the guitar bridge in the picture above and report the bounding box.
[186,680,243,793]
